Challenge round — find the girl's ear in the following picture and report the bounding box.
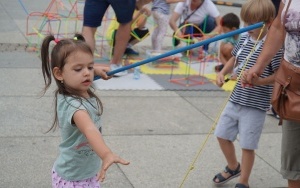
[53,67,63,82]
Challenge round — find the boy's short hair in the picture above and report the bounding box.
[221,13,240,29]
[241,0,275,23]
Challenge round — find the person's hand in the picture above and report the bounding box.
[245,64,263,85]
[141,7,151,17]
[97,152,130,182]
[241,70,254,88]
[216,72,226,87]
[251,73,260,86]
[175,30,184,39]
[241,69,249,87]
[94,65,112,80]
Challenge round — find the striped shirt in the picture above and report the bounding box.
[230,34,283,111]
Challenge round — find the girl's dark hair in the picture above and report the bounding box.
[40,33,103,132]
[221,13,240,29]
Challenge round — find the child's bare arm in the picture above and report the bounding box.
[250,70,276,86]
[216,56,236,87]
[73,110,130,181]
[220,56,236,76]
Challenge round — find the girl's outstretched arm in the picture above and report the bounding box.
[73,110,130,182]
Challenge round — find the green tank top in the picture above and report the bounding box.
[54,94,101,181]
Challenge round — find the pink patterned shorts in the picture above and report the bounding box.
[52,168,101,188]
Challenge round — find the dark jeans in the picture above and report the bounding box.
[184,16,216,50]
[173,16,216,51]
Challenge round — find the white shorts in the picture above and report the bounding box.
[214,101,266,150]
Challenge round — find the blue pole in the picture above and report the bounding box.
[94,22,264,80]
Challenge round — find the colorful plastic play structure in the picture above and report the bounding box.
[20,0,259,89]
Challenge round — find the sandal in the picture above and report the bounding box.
[212,163,241,185]
[235,183,249,188]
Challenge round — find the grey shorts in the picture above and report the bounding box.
[281,120,300,180]
[214,101,266,150]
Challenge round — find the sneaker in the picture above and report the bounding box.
[110,64,128,77]
[124,47,139,55]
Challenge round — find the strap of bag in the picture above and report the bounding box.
[284,0,292,24]
[181,0,204,24]
[277,0,292,125]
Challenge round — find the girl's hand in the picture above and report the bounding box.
[97,152,130,182]
[94,65,112,80]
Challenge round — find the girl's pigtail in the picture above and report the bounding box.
[41,35,55,93]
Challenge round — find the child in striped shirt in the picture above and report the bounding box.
[212,0,283,187]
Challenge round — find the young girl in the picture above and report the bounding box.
[212,0,283,187]
[40,34,129,187]
[151,0,185,51]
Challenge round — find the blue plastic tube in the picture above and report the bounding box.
[94,22,264,80]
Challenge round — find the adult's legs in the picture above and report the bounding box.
[82,0,109,52]
[281,120,300,188]
[110,0,136,65]
[111,23,132,63]
[82,27,98,52]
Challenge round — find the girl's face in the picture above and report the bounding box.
[244,22,267,40]
[60,50,94,97]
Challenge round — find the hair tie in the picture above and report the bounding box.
[73,37,78,40]
[54,39,60,44]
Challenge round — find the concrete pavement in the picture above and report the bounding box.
[0,0,288,187]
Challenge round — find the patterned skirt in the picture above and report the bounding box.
[52,168,101,188]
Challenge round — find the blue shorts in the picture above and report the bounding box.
[83,0,136,27]
[214,101,266,150]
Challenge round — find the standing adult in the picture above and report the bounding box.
[82,0,150,76]
[169,0,222,50]
[244,1,300,187]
